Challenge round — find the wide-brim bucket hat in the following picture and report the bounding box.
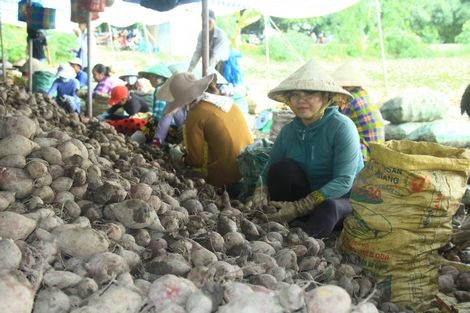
[69,57,83,68]
[157,72,215,115]
[331,61,371,87]
[57,63,76,79]
[138,63,172,79]
[119,74,139,85]
[267,58,351,105]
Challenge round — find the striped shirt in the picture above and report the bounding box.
[338,87,385,161]
[93,76,114,97]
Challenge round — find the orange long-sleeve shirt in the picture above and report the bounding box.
[183,100,253,187]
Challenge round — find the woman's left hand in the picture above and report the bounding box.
[169,144,185,162]
[267,195,317,223]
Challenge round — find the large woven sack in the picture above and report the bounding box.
[407,119,470,148]
[27,5,56,30]
[339,140,470,312]
[269,109,294,141]
[79,0,105,12]
[32,71,55,94]
[18,0,29,22]
[380,87,448,124]
[92,94,110,116]
[71,0,100,23]
[384,122,423,140]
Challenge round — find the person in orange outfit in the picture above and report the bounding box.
[157,72,253,196]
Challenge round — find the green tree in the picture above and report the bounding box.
[407,0,464,43]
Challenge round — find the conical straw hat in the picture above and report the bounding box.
[138,63,172,79]
[331,61,371,87]
[267,59,351,105]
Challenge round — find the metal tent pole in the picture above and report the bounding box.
[264,14,271,92]
[28,0,33,91]
[375,0,389,96]
[86,12,93,117]
[201,0,209,76]
[0,5,5,82]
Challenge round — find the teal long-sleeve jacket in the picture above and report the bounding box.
[261,106,364,199]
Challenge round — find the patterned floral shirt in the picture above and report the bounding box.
[338,87,385,161]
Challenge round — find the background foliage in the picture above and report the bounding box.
[3,0,470,64]
[239,0,470,60]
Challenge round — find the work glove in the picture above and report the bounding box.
[251,185,268,210]
[169,144,185,162]
[266,191,323,223]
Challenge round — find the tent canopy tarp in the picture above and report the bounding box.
[209,0,359,18]
[1,0,360,29]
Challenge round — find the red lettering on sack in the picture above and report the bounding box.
[411,176,426,192]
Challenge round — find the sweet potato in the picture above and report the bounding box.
[129,182,153,201]
[0,134,39,158]
[104,199,157,229]
[0,154,26,168]
[52,226,109,258]
[0,238,22,271]
[33,287,71,313]
[305,285,352,313]
[0,271,35,313]
[70,284,142,313]
[148,274,197,311]
[0,116,37,139]
[0,191,15,211]
[0,167,34,198]
[0,211,37,240]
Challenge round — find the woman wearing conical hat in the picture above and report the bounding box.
[137,63,173,144]
[251,59,364,239]
[331,61,385,162]
[138,63,173,121]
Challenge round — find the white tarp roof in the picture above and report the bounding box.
[209,0,359,18]
[1,0,360,30]
[0,0,201,30]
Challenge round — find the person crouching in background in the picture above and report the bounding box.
[331,61,385,162]
[98,85,150,134]
[157,71,253,197]
[137,64,175,144]
[19,58,55,95]
[69,57,88,88]
[47,63,81,113]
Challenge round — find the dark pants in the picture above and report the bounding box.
[267,158,353,239]
[107,113,128,120]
